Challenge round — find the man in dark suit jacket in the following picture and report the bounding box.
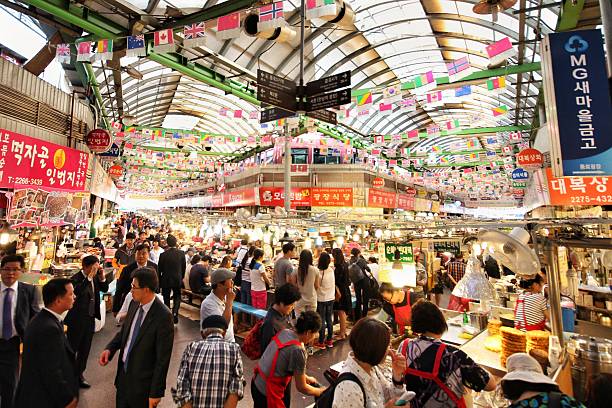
[112,244,157,315]
[64,255,109,389]
[99,267,174,408]
[16,278,78,408]
[0,254,40,408]
[157,235,185,324]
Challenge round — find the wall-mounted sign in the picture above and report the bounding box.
[405,187,417,196]
[542,29,612,177]
[311,187,353,207]
[368,189,396,208]
[108,165,123,179]
[397,193,415,211]
[546,168,612,206]
[516,148,543,168]
[99,143,121,158]
[258,187,311,207]
[223,188,257,207]
[511,168,529,180]
[290,164,309,175]
[384,243,413,263]
[85,128,112,153]
[372,177,385,188]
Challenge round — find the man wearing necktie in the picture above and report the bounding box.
[65,255,109,389]
[0,254,40,408]
[99,267,174,408]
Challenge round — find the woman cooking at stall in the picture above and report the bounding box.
[514,274,549,331]
[379,283,422,335]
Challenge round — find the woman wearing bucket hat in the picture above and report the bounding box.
[501,353,584,407]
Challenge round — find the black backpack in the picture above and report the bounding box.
[314,372,366,408]
[348,260,365,283]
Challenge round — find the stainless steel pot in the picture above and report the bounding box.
[567,335,612,402]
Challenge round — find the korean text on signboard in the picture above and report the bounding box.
[310,187,353,207]
[546,168,611,206]
[542,29,612,177]
[259,187,311,207]
[368,189,397,208]
[0,128,89,192]
[384,243,414,263]
[397,194,415,211]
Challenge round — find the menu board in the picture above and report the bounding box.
[8,188,90,227]
[311,188,353,207]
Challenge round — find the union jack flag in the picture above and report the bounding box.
[56,43,71,63]
[184,22,205,39]
[259,2,284,22]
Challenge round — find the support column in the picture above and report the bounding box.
[283,128,291,212]
[600,0,612,76]
[544,240,565,347]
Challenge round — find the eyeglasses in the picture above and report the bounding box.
[131,284,144,290]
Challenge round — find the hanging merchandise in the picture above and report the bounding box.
[76,41,92,62]
[94,39,113,61]
[56,44,71,64]
[257,2,285,31]
[446,56,472,82]
[485,37,517,66]
[183,22,206,48]
[216,12,241,40]
[153,28,176,53]
[126,35,146,57]
[305,0,337,20]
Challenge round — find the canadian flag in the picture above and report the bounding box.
[153,29,175,53]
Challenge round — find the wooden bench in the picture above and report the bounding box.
[232,301,267,320]
[181,288,207,306]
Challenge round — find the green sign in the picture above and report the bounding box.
[385,243,414,262]
[513,181,527,188]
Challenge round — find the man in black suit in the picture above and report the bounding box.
[64,255,109,389]
[0,254,40,408]
[15,278,78,408]
[157,235,185,324]
[112,244,157,315]
[99,268,174,408]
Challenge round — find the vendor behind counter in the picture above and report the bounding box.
[514,274,549,332]
[379,282,424,334]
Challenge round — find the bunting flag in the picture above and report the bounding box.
[233,110,243,119]
[445,119,460,133]
[486,76,506,93]
[446,56,472,82]
[56,44,71,64]
[338,108,351,121]
[258,2,285,31]
[217,12,241,40]
[492,105,509,117]
[373,135,385,145]
[378,102,393,116]
[306,0,337,19]
[485,37,516,66]
[95,39,113,61]
[412,71,435,93]
[426,91,443,106]
[426,124,441,138]
[219,108,228,116]
[127,35,146,57]
[76,41,92,62]
[183,22,206,48]
[382,84,402,103]
[406,129,419,140]
[455,85,472,98]
[355,90,373,110]
[398,97,417,112]
[153,29,175,53]
[110,121,123,132]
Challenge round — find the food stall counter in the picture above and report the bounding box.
[460,330,507,378]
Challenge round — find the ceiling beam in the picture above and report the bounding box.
[23,31,63,76]
[556,0,586,31]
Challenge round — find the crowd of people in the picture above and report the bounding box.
[0,213,607,408]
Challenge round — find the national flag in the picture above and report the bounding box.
[373,135,385,145]
[306,0,337,20]
[486,150,497,158]
[183,22,206,48]
[407,129,419,140]
[219,107,228,116]
[455,85,472,98]
[249,111,259,121]
[449,141,464,152]
[492,105,508,117]
[486,76,506,93]
[426,124,441,137]
[508,131,522,142]
[217,12,241,40]
[153,29,175,53]
[486,136,499,145]
[431,145,441,153]
[258,2,285,30]
[398,97,417,112]
[446,56,471,82]
[426,91,443,106]
[76,41,92,62]
[391,134,402,142]
[378,102,393,116]
[338,108,351,121]
[357,109,370,117]
[502,145,513,154]
[95,39,113,61]
[466,139,477,149]
[355,90,372,110]
[371,149,381,156]
[467,153,479,162]
[445,119,460,132]
[439,157,449,164]
[110,121,122,132]
[382,84,402,103]
[127,35,146,57]
[485,37,516,66]
[233,110,243,118]
[413,71,435,93]
[56,44,71,64]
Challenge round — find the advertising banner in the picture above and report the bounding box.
[397,193,415,210]
[311,187,353,207]
[384,243,414,262]
[542,29,612,176]
[8,188,90,227]
[258,187,311,207]
[546,168,612,206]
[223,188,257,207]
[0,128,89,191]
[367,189,397,208]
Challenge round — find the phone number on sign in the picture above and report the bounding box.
[570,195,612,204]
[8,176,43,186]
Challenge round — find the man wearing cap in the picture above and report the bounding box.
[65,254,109,389]
[200,268,236,342]
[173,315,244,408]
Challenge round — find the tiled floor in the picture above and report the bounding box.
[77,307,351,408]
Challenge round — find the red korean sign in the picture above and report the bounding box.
[311,187,353,207]
[223,188,257,207]
[397,193,415,210]
[85,128,112,153]
[368,189,397,208]
[0,128,89,191]
[405,187,417,196]
[290,164,309,175]
[372,177,385,188]
[516,148,544,168]
[258,187,311,207]
[108,165,123,179]
[546,168,612,205]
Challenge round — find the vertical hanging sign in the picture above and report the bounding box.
[541,29,612,177]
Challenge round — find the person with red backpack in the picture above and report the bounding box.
[397,300,496,408]
[251,311,325,407]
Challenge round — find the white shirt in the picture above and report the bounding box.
[149,247,163,264]
[43,307,64,323]
[368,263,380,282]
[123,297,155,364]
[317,267,336,302]
[116,293,164,323]
[250,263,268,292]
[0,281,19,338]
[200,293,234,342]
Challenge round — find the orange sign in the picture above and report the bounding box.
[372,177,385,188]
[311,188,353,207]
[546,168,612,205]
[517,148,543,168]
[108,165,123,179]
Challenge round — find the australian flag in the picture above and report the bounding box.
[127,35,146,57]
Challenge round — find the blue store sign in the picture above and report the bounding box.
[99,143,121,158]
[542,29,612,177]
[511,168,529,180]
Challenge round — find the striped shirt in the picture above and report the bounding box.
[514,292,547,330]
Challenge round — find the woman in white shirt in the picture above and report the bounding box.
[332,317,406,407]
[367,257,381,283]
[295,249,320,316]
[315,252,336,349]
[250,248,271,309]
